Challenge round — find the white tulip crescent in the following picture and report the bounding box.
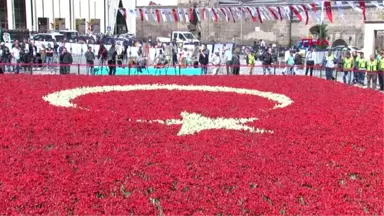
[42,84,294,136]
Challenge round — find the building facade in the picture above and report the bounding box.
[1,0,136,35]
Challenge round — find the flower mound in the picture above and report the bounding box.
[0,75,382,215]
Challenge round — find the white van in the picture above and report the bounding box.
[171,31,200,45]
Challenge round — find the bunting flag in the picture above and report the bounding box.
[183,8,189,23]
[256,7,263,23]
[309,3,320,23]
[324,1,333,23]
[155,9,161,23]
[178,8,184,22]
[132,3,378,24]
[168,10,174,22]
[220,8,229,22]
[150,9,156,21]
[371,1,384,8]
[268,7,279,20]
[171,9,178,22]
[201,8,206,21]
[189,8,194,24]
[348,1,362,12]
[138,8,144,21]
[335,1,345,20]
[359,1,366,20]
[228,7,236,23]
[246,7,257,22]
[119,8,127,19]
[211,8,218,22]
[161,9,167,22]
[283,6,291,20]
[129,9,136,17]
[277,7,283,21]
[301,5,309,25]
[290,5,303,22]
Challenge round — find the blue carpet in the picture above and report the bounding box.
[94,66,202,76]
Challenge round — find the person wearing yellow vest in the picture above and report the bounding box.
[247,50,256,75]
[357,52,367,85]
[366,55,378,89]
[378,51,384,91]
[342,52,354,84]
[322,49,336,80]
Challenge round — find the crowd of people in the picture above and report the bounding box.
[0,39,74,74]
[0,37,383,91]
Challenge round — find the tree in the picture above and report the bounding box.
[309,24,329,49]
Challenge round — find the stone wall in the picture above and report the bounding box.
[136,5,384,47]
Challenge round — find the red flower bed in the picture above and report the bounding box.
[0,75,382,215]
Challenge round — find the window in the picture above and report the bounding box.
[178,34,185,40]
[13,0,26,29]
[0,0,8,29]
[33,35,43,41]
[183,33,195,40]
[54,35,65,42]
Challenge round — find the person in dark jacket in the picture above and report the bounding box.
[262,48,273,75]
[107,44,117,75]
[0,42,10,73]
[84,46,95,75]
[231,49,240,75]
[22,38,34,74]
[293,50,303,75]
[199,48,209,75]
[98,44,108,68]
[59,47,73,74]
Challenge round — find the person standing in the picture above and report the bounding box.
[323,50,336,80]
[261,48,273,75]
[378,51,384,91]
[84,46,95,75]
[45,44,54,71]
[224,47,232,75]
[247,50,255,75]
[366,55,378,89]
[293,50,303,75]
[0,42,10,73]
[97,44,108,68]
[231,49,240,75]
[11,43,21,74]
[59,47,73,74]
[305,48,315,76]
[22,39,33,74]
[211,50,221,75]
[199,47,209,75]
[342,52,354,84]
[107,43,117,75]
[357,52,367,85]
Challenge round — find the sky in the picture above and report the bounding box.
[136,0,178,6]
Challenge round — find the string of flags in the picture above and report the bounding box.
[118,1,384,25]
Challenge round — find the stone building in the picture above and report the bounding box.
[136,0,384,48]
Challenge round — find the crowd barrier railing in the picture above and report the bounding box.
[0,62,383,76]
